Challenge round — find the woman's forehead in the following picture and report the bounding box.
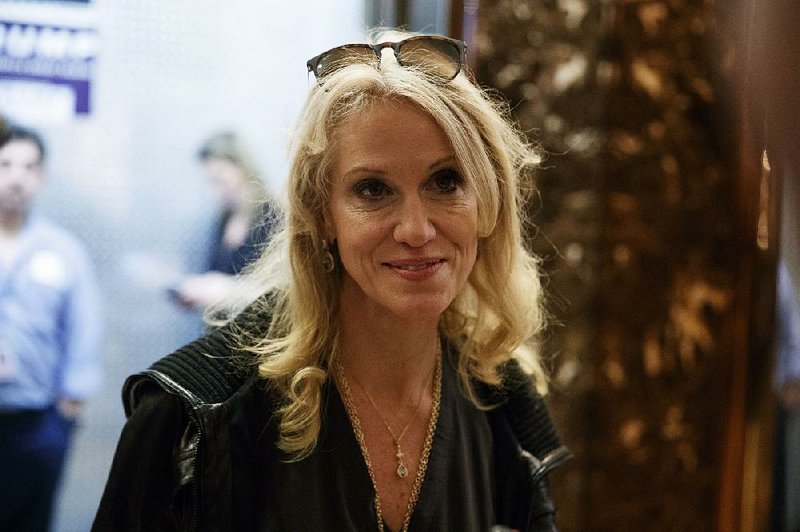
[328,103,460,177]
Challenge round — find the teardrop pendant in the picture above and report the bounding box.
[395,444,408,477]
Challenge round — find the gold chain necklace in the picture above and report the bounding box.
[348,360,434,478]
[336,353,442,532]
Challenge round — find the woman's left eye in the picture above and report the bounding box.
[354,179,391,199]
[431,169,463,193]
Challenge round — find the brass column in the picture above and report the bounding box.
[473,1,780,529]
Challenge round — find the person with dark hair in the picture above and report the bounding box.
[0,122,103,531]
[95,30,569,531]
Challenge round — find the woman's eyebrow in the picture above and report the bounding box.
[343,165,387,178]
[428,155,457,170]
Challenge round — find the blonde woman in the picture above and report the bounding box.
[173,132,278,311]
[96,31,570,532]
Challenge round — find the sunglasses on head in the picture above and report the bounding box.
[306,35,467,86]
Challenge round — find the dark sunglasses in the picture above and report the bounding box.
[306,35,467,86]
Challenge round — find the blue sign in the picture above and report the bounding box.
[0,19,98,116]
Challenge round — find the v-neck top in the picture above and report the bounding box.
[237,357,496,531]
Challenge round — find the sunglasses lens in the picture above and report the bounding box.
[398,38,461,80]
[314,45,376,80]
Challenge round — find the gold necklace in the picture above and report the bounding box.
[348,361,434,478]
[336,353,442,532]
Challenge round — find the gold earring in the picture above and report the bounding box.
[321,240,335,273]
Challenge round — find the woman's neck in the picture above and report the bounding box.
[222,209,250,249]
[336,305,440,399]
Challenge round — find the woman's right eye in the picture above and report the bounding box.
[354,179,390,199]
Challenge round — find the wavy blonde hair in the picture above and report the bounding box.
[224,31,547,460]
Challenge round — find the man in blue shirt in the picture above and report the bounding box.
[0,123,103,531]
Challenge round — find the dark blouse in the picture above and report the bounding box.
[208,206,277,276]
[230,357,497,531]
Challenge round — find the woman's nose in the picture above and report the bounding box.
[393,197,436,247]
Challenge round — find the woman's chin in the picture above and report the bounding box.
[381,297,452,323]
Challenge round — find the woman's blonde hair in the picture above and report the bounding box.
[225,31,547,459]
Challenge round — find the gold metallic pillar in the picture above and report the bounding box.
[472,0,781,529]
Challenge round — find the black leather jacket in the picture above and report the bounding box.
[93,325,571,531]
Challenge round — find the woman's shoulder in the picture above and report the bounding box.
[122,328,258,417]
[123,294,277,416]
[471,359,567,461]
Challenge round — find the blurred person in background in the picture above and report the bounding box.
[170,132,279,313]
[0,122,103,532]
[773,261,800,532]
[94,31,570,531]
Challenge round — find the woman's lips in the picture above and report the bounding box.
[384,259,445,280]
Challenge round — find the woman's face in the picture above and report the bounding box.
[203,157,247,209]
[326,100,479,323]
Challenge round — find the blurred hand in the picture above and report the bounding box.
[57,398,83,420]
[173,271,235,311]
[782,378,800,411]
